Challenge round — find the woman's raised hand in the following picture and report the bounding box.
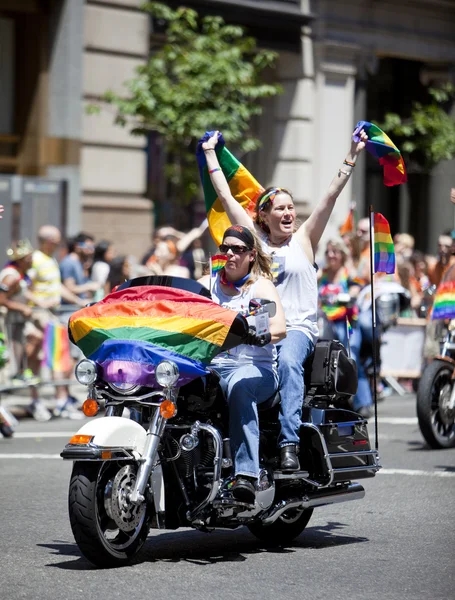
[202,131,219,152]
[351,128,368,155]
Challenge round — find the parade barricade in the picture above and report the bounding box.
[380,317,426,381]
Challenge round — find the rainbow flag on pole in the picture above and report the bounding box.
[42,321,72,373]
[353,121,407,187]
[373,212,395,274]
[196,132,264,246]
[69,285,240,386]
[210,254,228,275]
[432,281,455,320]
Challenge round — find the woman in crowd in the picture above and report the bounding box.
[201,127,368,470]
[105,255,132,294]
[318,237,373,417]
[91,240,115,298]
[199,225,286,504]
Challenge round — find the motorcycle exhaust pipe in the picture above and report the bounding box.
[262,482,365,525]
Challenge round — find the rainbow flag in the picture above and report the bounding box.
[196,131,264,246]
[353,121,407,186]
[211,254,228,275]
[339,203,357,235]
[42,321,72,373]
[432,281,455,320]
[68,285,241,387]
[373,212,395,274]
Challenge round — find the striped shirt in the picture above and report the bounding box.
[29,250,61,306]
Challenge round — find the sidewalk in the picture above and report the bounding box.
[0,383,87,420]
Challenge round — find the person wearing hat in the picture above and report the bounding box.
[199,225,286,505]
[0,240,51,421]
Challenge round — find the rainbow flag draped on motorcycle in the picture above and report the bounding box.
[68,285,240,386]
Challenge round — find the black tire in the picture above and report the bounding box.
[69,461,151,567]
[417,360,455,449]
[247,508,313,544]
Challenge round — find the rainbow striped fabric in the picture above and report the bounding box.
[196,132,264,246]
[211,254,228,275]
[373,213,395,274]
[432,281,455,320]
[69,285,240,386]
[353,121,407,186]
[42,321,72,373]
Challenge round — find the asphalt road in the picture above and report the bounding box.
[0,394,454,600]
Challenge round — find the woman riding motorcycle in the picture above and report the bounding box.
[199,225,286,505]
[318,237,373,417]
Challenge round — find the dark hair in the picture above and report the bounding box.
[93,240,112,263]
[67,232,95,253]
[107,255,128,290]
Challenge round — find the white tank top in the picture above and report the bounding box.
[210,277,277,373]
[260,233,319,344]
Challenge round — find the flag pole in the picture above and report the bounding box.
[368,205,379,451]
[209,253,213,295]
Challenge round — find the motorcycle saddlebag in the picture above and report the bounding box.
[306,340,357,396]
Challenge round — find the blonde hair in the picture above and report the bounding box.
[242,228,273,288]
[325,237,349,263]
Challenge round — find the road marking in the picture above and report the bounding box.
[0,453,61,459]
[12,432,75,438]
[377,417,418,425]
[380,468,455,478]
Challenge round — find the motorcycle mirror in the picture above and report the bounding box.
[249,298,276,318]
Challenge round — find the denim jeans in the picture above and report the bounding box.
[331,311,373,410]
[276,330,314,447]
[214,364,278,479]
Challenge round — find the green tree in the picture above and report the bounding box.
[379,83,455,171]
[88,1,282,223]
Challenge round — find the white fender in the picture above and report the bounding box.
[74,416,147,455]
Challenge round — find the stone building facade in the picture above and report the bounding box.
[0,0,454,256]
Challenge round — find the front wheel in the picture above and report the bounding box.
[68,461,151,567]
[417,360,455,449]
[247,508,313,544]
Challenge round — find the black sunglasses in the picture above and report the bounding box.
[219,244,250,255]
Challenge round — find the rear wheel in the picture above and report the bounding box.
[69,461,151,567]
[417,360,455,449]
[247,508,313,544]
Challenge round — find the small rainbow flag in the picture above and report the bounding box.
[353,121,407,187]
[339,203,357,236]
[196,131,264,246]
[69,285,242,387]
[432,281,455,320]
[42,321,72,373]
[346,317,353,337]
[373,212,395,274]
[211,254,228,275]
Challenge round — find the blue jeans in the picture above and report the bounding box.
[276,331,315,447]
[214,364,278,479]
[331,311,373,410]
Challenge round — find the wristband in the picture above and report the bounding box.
[209,167,221,174]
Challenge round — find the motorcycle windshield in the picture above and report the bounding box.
[68,277,247,387]
[432,264,455,320]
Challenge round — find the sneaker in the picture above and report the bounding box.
[357,406,374,419]
[11,370,40,386]
[30,402,52,422]
[53,402,85,420]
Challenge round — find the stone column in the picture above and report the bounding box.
[46,0,85,235]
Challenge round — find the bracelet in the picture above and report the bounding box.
[343,159,355,168]
[338,169,351,177]
[209,167,221,174]
[203,148,215,153]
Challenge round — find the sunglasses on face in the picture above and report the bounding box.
[219,244,250,255]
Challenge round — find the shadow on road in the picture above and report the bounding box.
[40,521,368,570]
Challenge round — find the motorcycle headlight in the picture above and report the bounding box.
[75,359,97,385]
[108,382,140,395]
[155,361,179,387]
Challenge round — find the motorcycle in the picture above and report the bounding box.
[417,266,455,448]
[61,275,381,568]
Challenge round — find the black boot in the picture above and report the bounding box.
[230,476,256,505]
[280,444,300,471]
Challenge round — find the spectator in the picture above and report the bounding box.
[427,231,455,287]
[145,239,191,278]
[106,255,132,293]
[91,240,115,300]
[394,233,415,261]
[0,240,47,420]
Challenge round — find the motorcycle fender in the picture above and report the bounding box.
[61,416,147,460]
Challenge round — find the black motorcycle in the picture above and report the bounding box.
[61,276,380,567]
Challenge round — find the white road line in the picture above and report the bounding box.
[377,417,418,425]
[380,468,455,478]
[12,432,75,438]
[0,453,61,459]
